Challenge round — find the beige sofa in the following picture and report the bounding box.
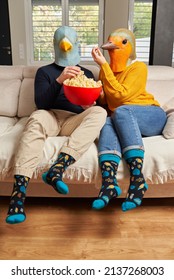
[0,64,174,199]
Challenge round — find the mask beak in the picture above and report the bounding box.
[59,37,73,52]
[101,41,119,50]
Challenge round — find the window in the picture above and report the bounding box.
[129,0,153,64]
[31,0,104,63]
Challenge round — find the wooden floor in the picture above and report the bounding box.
[0,196,174,260]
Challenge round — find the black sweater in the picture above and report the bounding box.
[34,63,94,114]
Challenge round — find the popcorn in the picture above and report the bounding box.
[63,70,102,88]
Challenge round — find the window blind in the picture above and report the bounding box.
[69,0,99,60]
[32,0,62,61]
[32,0,100,62]
[129,0,153,64]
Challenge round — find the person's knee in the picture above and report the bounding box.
[113,105,131,122]
[89,106,107,122]
[28,110,52,125]
[106,116,112,125]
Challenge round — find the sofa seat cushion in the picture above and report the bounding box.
[142,135,174,184]
[0,118,174,186]
[0,117,28,178]
[17,78,36,117]
[0,117,99,183]
[115,136,174,186]
[0,116,18,135]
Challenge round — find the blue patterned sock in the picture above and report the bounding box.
[6,175,29,224]
[122,149,148,212]
[42,153,75,194]
[92,154,122,210]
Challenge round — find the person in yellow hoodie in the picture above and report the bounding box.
[91,28,167,212]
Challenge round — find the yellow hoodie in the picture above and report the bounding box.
[98,61,160,112]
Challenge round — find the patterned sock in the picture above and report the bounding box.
[42,152,75,194]
[92,154,122,210]
[6,175,29,224]
[122,149,148,212]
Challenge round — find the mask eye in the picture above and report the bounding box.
[122,39,127,45]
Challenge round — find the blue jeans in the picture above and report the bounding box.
[98,105,167,156]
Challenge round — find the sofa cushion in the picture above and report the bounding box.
[1,117,174,186]
[0,117,28,178]
[162,96,174,115]
[146,80,174,107]
[0,65,23,80]
[142,135,174,184]
[0,79,21,117]
[147,65,174,80]
[17,78,37,117]
[116,135,174,185]
[161,97,174,139]
[0,116,99,182]
[17,66,39,117]
[0,116,18,135]
[146,66,174,107]
[162,113,174,139]
[51,134,174,185]
[1,65,174,189]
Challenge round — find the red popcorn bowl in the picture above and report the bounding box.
[63,84,102,105]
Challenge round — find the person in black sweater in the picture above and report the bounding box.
[35,62,94,113]
[6,26,107,224]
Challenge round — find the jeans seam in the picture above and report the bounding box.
[129,107,141,145]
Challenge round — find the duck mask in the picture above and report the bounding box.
[54,26,80,67]
[101,28,136,72]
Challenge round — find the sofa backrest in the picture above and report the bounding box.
[17,66,39,117]
[0,66,23,117]
[147,65,174,107]
[0,64,174,118]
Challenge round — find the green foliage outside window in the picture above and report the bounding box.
[133,2,152,39]
[32,4,99,61]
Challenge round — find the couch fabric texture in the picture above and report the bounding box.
[0,64,174,198]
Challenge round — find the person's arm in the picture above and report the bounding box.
[79,66,101,109]
[100,62,147,104]
[91,47,109,106]
[91,47,148,104]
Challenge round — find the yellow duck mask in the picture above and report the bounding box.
[101,28,136,73]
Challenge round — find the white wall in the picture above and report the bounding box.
[8,0,28,65]
[104,0,129,41]
[104,0,129,61]
[8,0,129,65]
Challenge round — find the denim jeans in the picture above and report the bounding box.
[98,105,167,156]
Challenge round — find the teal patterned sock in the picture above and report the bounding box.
[6,175,30,224]
[42,153,75,194]
[92,154,122,210]
[122,149,148,212]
